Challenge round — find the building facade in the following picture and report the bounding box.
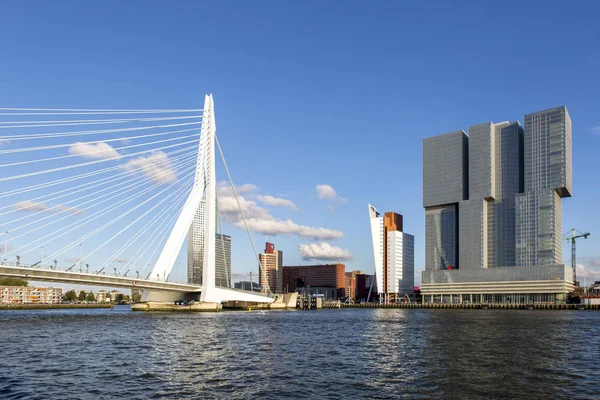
[421,106,574,304]
[0,286,62,304]
[355,273,377,302]
[282,264,346,299]
[369,205,415,302]
[234,281,263,292]
[344,269,364,300]
[187,200,232,287]
[258,242,282,293]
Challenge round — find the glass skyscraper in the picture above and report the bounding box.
[421,106,574,304]
[187,200,232,287]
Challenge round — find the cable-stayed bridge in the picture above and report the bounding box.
[0,95,273,305]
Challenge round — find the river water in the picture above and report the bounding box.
[0,306,599,399]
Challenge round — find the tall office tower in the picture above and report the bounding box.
[214,234,232,287]
[516,107,572,267]
[259,242,282,293]
[459,121,524,269]
[187,200,232,287]
[421,106,573,304]
[422,131,468,271]
[369,205,415,302]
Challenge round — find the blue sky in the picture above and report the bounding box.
[0,0,599,289]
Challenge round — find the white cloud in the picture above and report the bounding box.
[575,257,600,283]
[316,184,337,200]
[217,182,343,240]
[13,200,83,215]
[298,243,353,261]
[257,195,299,211]
[68,142,120,159]
[327,205,336,213]
[231,270,252,280]
[236,183,257,194]
[124,151,177,184]
[316,184,347,205]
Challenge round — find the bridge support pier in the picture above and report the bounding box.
[140,290,201,303]
[132,301,221,312]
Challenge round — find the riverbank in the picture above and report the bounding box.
[338,303,600,310]
[0,303,114,310]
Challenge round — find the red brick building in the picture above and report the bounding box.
[282,264,346,299]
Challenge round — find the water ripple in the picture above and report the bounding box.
[0,307,599,398]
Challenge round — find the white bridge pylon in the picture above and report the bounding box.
[146,95,272,304]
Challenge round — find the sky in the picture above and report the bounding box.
[0,0,599,291]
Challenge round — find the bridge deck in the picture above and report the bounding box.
[0,264,273,303]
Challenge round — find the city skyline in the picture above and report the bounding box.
[0,2,599,289]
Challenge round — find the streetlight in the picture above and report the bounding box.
[4,231,8,265]
[78,243,82,272]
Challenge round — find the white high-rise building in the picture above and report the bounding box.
[368,204,415,303]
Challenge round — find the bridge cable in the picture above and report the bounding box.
[43,167,197,267]
[3,153,197,230]
[0,137,200,183]
[0,121,201,141]
[0,144,198,199]
[214,133,270,293]
[88,172,196,275]
[0,126,201,155]
[105,175,196,273]
[0,130,200,168]
[8,161,198,261]
[0,115,201,129]
[0,147,197,216]
[114,181,193,278]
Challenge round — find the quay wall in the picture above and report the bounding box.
[0,303,114,310]
[333,303,600,310]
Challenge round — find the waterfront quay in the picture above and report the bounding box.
[336,302,600,310]
[0,303,114,310]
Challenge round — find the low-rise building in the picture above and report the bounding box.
[96,290,109,303]
[345,270,364,300]
[0,286,62,304]
[282,264,346,299]
[355,273,378,302]
[234,281,262,292]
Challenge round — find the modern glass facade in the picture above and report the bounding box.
[187,200,231,287]
[421,106,573,302]
[516,106,571,267]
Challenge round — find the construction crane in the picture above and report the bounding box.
[565,229,590,287]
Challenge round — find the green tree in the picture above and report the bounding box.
[62,289,77,302]
[0,278,28,286]
[85,292,95,302]
[115,293,124,303]
[78,290,87,302]
[132,293,142,303]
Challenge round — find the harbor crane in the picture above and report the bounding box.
[565,229,590,286]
